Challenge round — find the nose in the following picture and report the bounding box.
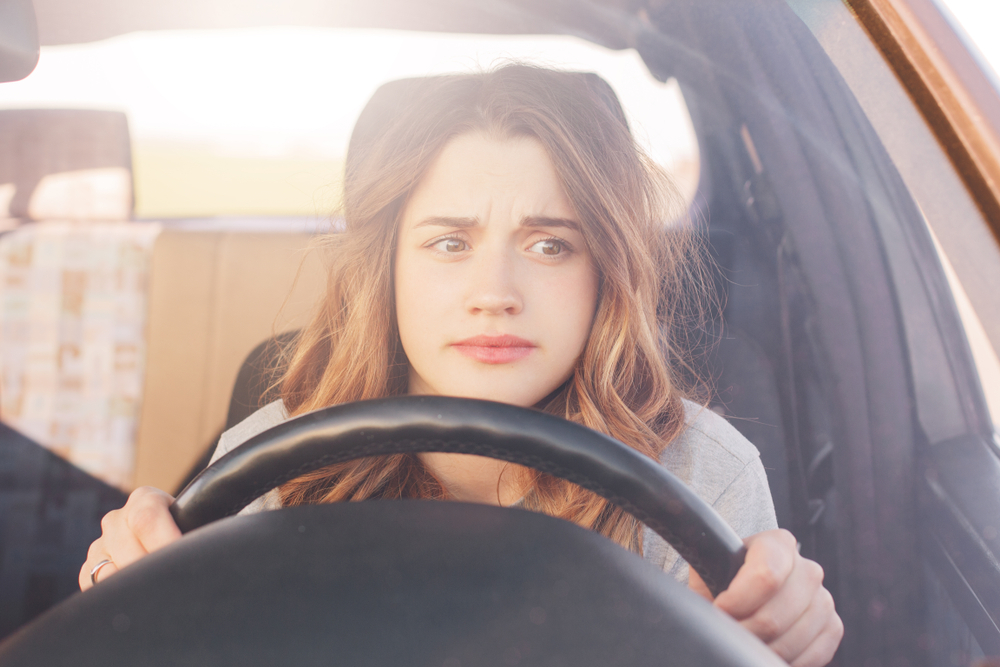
[464,246,522,315]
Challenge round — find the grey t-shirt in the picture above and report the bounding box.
[210,398,777,584]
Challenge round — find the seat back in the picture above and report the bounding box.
[133,223,326,491]
[0,223,159,488]
[0,109,144,488]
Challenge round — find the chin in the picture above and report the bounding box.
[411,364,568,408]
[443,384,550,409]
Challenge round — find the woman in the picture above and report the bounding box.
[81,65,843,666]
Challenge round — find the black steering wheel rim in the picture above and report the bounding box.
[171,395,746,595]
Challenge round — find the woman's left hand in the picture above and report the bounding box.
[688,528,844,667]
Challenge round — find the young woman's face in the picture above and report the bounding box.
[395,132,599,407]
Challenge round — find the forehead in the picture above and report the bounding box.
[402,132,577,222]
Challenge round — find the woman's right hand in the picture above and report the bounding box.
[79,486,182,591]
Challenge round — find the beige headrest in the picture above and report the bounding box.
[0,109,133,221]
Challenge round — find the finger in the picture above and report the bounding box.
[687,567,715,602]
[714,529,798,620]
[767,586,837,662]
[79,536,123,590]
[78,488,181,591]
[123,487,181,553]
[102,507,150,569]
[789,611,844,667]
[79,538,109,590]
[737,556,825,643]
[88,558,119,587]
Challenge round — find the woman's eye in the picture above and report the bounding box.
[433,238,468,252]
[528,239,565,256]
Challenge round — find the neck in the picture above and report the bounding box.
[418,452,524,505]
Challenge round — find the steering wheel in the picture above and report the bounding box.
[0,396,782,667]
[173,395,746,594]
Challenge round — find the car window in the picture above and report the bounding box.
[788,0,1000,432]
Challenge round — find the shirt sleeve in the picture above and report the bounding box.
[645,455,777,584]
[711,456,779,538]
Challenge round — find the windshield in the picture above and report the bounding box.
[2,1,999,663]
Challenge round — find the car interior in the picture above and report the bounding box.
[1,0,999,664]
[0,105,330,629]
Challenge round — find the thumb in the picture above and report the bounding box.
[687,567,715,602]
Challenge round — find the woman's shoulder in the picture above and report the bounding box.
[672,398,763,464]
[643,398,777,579]
[209,399,289,466]
[660,398,767,504]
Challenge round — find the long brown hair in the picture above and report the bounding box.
[277,65,710,552]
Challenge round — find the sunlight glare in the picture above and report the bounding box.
[0,28,696,168]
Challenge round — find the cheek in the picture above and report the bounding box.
[394,248,452,353]
[393,251,422,351]
[542,264,599,354]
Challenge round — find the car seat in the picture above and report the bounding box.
[0,109,148,489]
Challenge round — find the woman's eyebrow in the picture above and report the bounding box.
[413,216,479,229]
[521,216,580,231]
[411,215,580,230]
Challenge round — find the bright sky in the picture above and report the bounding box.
[938,0,1000,85]
[0,0,994,198]
[0,29,696,167]
[0,0,994,165]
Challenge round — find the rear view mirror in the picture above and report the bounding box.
[0,0,39,83]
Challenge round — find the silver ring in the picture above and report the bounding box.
[89,559,115,586]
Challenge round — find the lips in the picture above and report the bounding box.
[451,334,536,364]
